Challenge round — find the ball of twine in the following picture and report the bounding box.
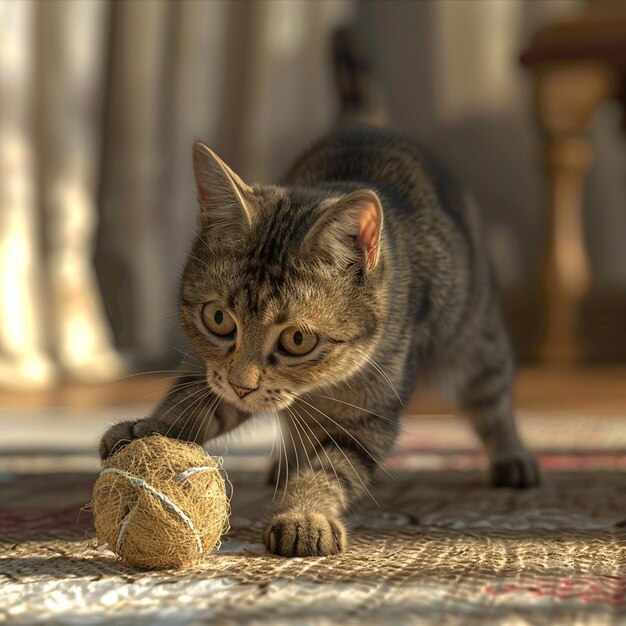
[92,434,230,569]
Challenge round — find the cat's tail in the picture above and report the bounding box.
[332,26,388,126]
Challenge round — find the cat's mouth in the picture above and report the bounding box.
[209,377,293,412]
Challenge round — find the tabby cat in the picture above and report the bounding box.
[100,29,540,557]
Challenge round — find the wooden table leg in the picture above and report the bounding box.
[533,61,616,364]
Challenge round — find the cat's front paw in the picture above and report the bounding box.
[491,454,541,489]
[264,510,346,557]
[98,418,159,460]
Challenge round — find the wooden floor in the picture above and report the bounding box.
[408,366,626,415]
[0,367,624,415]
[511,367,626,414]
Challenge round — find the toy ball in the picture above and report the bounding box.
[92,434,229,569]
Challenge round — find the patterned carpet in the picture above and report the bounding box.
[1,411,625,625]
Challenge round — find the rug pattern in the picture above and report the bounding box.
[1,414,625,625]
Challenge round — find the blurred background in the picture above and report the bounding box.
[0,0,625,402]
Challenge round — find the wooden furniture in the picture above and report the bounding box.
[520,2,626,364]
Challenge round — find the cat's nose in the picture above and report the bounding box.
[229,382,257,398]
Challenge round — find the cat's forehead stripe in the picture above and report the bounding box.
[239,198,313,315]
[228,281,289,326]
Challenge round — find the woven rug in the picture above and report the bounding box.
[1,411,625,625]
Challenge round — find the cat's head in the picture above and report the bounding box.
[179,141,387,413]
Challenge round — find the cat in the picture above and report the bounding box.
[100,28,540,557]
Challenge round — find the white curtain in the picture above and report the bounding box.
[0,0,124,389]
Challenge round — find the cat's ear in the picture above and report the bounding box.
[307,189,383,272]
[192,141,253,232]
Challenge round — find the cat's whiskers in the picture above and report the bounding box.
[287,407,335,504]
[299,395,396,483]
[269,410,278,460]
[164,386,211,442]
[168,345,200,365]
[208,398,223,439]
[165,373,204,385]
[307,392,399,423]
[161,384,212,439]
[198,396,221,443]
[166,379,210,400]
[285,406,314,476]
[355,349,403,405]
[114,376,205,407]
[142,379,207,408]
[271,411,284,502]
[121,376,206,411]
[182,391,210,445]
[189,393,220,445]
[282,409,301,490]
[191,387,223,443]
[277,412,291,504]
[289,404,343,506]
[293,397,373,506]
[111,368,202,384]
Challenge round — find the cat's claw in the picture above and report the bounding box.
[264,510,346,557]
[98,418,158,461]
[491,454,541,489]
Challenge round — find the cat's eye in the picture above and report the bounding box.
[279,327,318,356]
[202,303,236,337]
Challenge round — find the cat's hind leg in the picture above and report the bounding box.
[454,320,541,488]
